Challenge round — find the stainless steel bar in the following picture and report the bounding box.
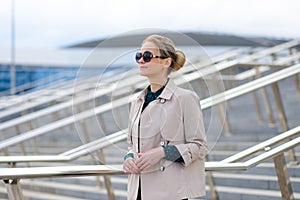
[97,150,115,200]
[201,63,300,109]
[255,67,276,126]
[206,172,218,200]
[0,63,299,156]
[271,82,288,131]
[205,156,218,200]
[0,137,298,183]
[221,126,300,163]
[271,82,297,162]
[249,76,264,123]
[0,165,124,180]
[293,75,300,105]
[3,179,24,200]
[217,103,231,136]
[245,136,300,168]
[0,155,69,163]
[273,153,294,200]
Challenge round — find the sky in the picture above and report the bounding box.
[1,0,300,49]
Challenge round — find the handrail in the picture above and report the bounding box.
[0,41,298,157]
[0,52,248,149]
[245,136,300,168]
[0,40,298,121]
[0,123,299,166]
[0,129,127,164]
[0,63,298,199]
[0,121,299,166]
[0,165,124,180]
[0,62,299,155]
[0,134,298,181]
[1,50,298,139]
[0,48,245,131]
[0,47,233,117]
[224,51,300,81]
[0,135,298,200]
[0,69,125,121]
[0,40,298,141]
[0,155,69,163]
[221,126,300,163]
[200,63,300,109]
[59,129,128,159]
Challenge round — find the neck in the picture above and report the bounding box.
[148,77,168,92]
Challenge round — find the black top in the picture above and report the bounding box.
[142,85,165,111]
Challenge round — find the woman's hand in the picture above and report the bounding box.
[123,157,140,174]
[136,147,165,171]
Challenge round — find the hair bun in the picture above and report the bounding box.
[173,50,186,71]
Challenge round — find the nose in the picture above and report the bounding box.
[138,57,145,64]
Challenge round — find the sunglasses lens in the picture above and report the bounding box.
[135,51,153,63]
[143,51,153,62]
[135,52,142,63]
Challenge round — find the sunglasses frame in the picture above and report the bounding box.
[135,51,168,63]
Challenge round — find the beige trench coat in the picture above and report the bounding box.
[126,79,207,200]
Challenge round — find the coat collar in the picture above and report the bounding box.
[137,78,177,101]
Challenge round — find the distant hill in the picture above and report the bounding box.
[65,32,288,48]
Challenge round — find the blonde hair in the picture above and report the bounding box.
[142,34,186,72]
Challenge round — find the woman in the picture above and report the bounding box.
[123,34,207,200]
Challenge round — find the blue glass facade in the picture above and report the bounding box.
[0,64,78,94]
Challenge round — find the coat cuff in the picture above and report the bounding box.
[163,145,184,163]
[123,153,134,161]
[175,143,199,167]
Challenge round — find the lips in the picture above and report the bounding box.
[139,66,148,69]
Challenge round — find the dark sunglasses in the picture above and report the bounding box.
[135,51,168,63]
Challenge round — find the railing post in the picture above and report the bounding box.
[206,172,218,200]
[255,67,276,126]
[271,82,297,162]
[217,103,231,136]
[205,156,218,200]
[248,76,263,123]
[97,150,115,200]
[273,153,294,200]
[293,75,300,105]
[208,74,231,136]
[288,48,300,105]
[3,179,24,200]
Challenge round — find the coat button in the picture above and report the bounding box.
[160,99,166,104]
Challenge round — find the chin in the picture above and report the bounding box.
[139,71,148,76]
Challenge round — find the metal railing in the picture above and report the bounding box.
[0,62,299,163]
[0,61,298,200]
[0,47,239,120]
[0,40,298,128]
[0,61,299,199]
[0,40,298,159]
[0,48,243,145]
[0,40,299,199]
[0,127,299,200]
[0,129,128,165]
[0,62,298,159]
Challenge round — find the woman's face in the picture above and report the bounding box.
[137,41,169,79]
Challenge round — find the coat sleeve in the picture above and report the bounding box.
[175,91,208,167]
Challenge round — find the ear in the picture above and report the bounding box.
[163,57,172,68]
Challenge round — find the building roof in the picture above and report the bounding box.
[65,32,288,48]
